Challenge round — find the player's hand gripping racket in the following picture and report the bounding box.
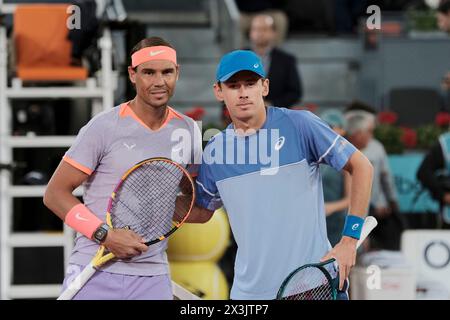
[58,157,195,300]
[276,216,378,300]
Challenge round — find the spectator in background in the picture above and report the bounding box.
[320,109,351,246]
[345,109,405,250]
[248,14,302,107]
[417,132,450,227]
[236,0,289,46]
[437,0,450,33]
[345,101,400,220]
[437,1,450,92]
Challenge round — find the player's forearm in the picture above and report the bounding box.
[185,205,214,223]
[325,198,350,215]
[44,160,90,221]
[43,183,81,221]
[344,151,374,218]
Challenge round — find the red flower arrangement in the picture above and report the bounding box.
[185,106,206,121]
[375,110,447,153]
[378,111,398,125]
[400,127,417,149]
[435,112,450,128]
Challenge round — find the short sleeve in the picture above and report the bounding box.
[195,147,223,211]
[292,110,357,171]
[63,117,106,175]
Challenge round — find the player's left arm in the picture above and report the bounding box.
[293,110,372,289]
[321,150,373,290]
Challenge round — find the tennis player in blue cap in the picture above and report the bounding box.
[188,50,374,300]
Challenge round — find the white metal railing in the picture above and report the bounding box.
[7,185,83,198]
[0,2,16,15]
[3,136,77,148]
[8,284,62,299]
[0,3,115,299]
[0,16,12,301]
[6,87,104,99]
[9,233,68,247]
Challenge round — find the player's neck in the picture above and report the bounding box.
[232,106,267,133]
[129,97,168,130]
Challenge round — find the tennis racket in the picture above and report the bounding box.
[276,216,378,300]
[58,157,195,300]
[172,281,202,300]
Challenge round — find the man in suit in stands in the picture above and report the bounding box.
[248,14,303,108]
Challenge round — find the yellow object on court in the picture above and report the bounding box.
[170,261,229,300]
[167,207,230,262]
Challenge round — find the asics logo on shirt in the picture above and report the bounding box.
[337,139,348,153]
[75,213,89,222]
[352,223,360,231]
[149,50,165,57]
[274,136,285,151]
[123,142,136,150]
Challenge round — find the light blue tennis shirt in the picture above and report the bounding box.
[195,107,357,299]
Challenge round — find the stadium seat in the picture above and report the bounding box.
[13,4,88,82]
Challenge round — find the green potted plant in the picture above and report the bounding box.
[375,111,450,154]
[416,112,450,149]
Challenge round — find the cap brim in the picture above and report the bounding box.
[218,68,265,82]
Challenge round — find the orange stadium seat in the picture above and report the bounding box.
[13,4,88,81]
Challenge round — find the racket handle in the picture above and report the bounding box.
[356,216,378,249]
[57,263,97,300]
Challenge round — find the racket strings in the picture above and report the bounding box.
[281,266,334,300]
[110,160,193,241]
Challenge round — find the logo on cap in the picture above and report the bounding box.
[254,64,259,68]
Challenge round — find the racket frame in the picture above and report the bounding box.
[107,157,195,246]
[276,259,338,300]
[276,216,378,300]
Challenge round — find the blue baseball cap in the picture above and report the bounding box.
[216,50,266,82]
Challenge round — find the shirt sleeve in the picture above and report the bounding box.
[195,145,223,211]
[63,117,106,175]
[292,110,357,171]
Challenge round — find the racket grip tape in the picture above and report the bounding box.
[355,216,378,249]
[57,263,97,300]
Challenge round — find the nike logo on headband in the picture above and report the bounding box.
[149,50,165,57]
